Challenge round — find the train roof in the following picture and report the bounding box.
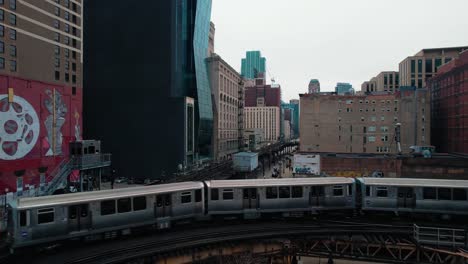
[357,178,468,188]
[13,182,204,210]
[206,177,354,188]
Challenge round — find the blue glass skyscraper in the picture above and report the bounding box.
[84,0,214,179]
[241,51,266,79]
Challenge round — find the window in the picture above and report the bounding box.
[211,188,219,200]
[117,198,131,213]
[266,187,278,199]
[72,38,77,48]
[0,41,3,53]
[435,58,442,70]
[72,86,76,95]
[9,0,15,10]
[376,187,388,197]
[333,186,343,196]
[9,13,15,25]
[0,57,4,69]
[19,211,28,227]
[410,60,415,73]
[133,196,146,211]
[9,45,15,57]
[54,6,60,16]
[181,192,192,203]
[101,200,116,215]
[222,189,233,200]
[422,187,436,199]
[65,49,69,57]
[381,126,389,132]
[55,70,60,80]
[72,74,76,83]
[195,189,202,202]
[0,25,4,37]
[368,126,376,132]
[9,29,15,40]
[72,50,76,59]
[347,185,353,196]
[368,136,376,142]
[279,186,290,198]
[65,23,69,32]
[292,186,303,198]
[437,188,451,200]
[381,116,385,121]
[9,60,15,71]
[453,189,467,201]
[54,57,60,67]
[54,32,60,42]
[365,186,371,196]
[54,45,60,55]
[72,62,76,71]
[425,59,432,73]
[371,116,376,122]
[37,208,54,224]
[64,36,69,45]
[65,11,70,21]
[381,135,389,142]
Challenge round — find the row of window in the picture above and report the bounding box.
[0,41,15,56]
[54,0,79,13]
[365,186,467,201]
[0,0,16,10]
[339,100,399,105]
[339,108,398,113]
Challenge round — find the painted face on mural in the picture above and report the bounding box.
[0,95,40,160]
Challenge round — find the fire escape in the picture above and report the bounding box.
[238,80,245,151]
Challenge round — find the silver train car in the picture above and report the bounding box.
[206,178,356,218]
[6,182,204,250]
[358,178,468,215]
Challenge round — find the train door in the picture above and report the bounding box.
[397,187,416,208]
[68,204,91,233]
[155,193,172,218]
[243,188,259,209]
[309,186,325,207]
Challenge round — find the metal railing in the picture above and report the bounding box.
[45,158,73,195]
[414,224,467,249]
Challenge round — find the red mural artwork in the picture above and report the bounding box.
[0,74,82,195]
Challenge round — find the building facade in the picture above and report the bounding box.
[363,72,399,93]
[241,51,266,79]
[0,0,83,195]
[335,82,354,95]
[84,0,213,178]
[300,88,430,154]
[244,76,281,108]
[207,55,244,160]
[399,46,468,89]
[208,21,215,56]
[308,79,320,93]
[244,107,280,142]
[428,51,468,154]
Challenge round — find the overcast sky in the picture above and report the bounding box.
[211,0,468,101]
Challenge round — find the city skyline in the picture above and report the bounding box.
[211,0,468,101]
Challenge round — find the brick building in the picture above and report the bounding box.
[299,88,430,154]
[428,50,468,154]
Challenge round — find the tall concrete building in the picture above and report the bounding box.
[308,79,320,93]
[399,46,468,89]
[207,55,244,160]
[0,1,84,195]
[362,72,399,93]
[241,51,266,79]
[335,82,354,95]
[84,0,214,178]
[300,88,430,154]
[244,107,280,142]
[428,50,468,154]
[208,21,215,56]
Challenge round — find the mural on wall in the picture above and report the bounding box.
[74,108,81,141]
[43,89,67,156]
[0,94,40,160]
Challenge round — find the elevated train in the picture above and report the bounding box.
[6,177,468,251]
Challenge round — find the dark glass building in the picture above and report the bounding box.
[84,0,213,179]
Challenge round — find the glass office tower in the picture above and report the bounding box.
[84,0,213,179]
[241,51,267,79]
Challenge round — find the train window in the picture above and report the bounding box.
[453,189,467,201]
[251,189,257,199]
[365,186,371,196]
[376,187,388,197]
[279,186,291,198]
[423,188,436,199]
[333,186,344,196]
[69,205,77,219]
[292,186,303,198]
[438,188,451,200]
[243,189,249,199]
[101,200,116,215]
[133,196,147,211]
[347,185,353,196]
[165,194,171,206]
[266,187,278,199]
[211,189,219,200]
[80,204,88,217]
[19,211,28,227]
[195,190,202,202]
[118,198,132,213]
[181,192,192,204]
[223,189,234,200]
[156,195,163,207]
[37,208,55,224]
